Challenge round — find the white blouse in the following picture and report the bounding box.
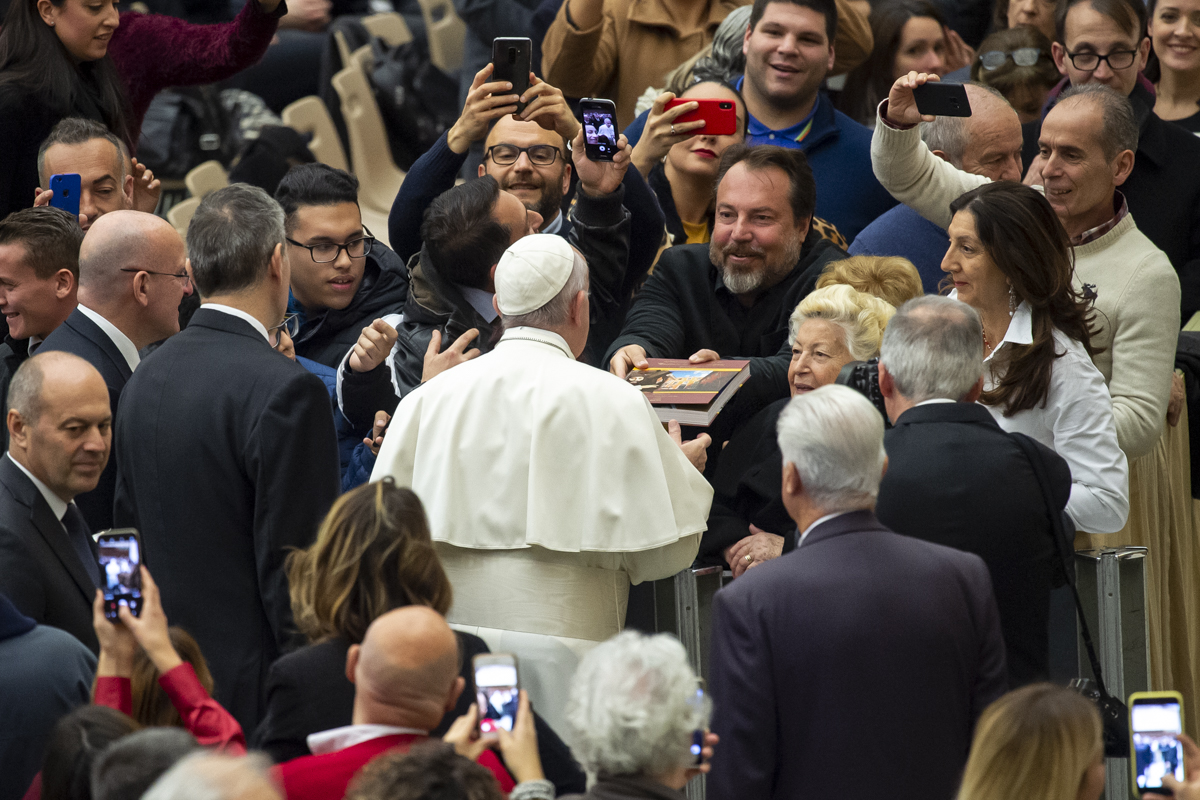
[971,297,1130,534]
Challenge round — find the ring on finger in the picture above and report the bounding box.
[670,123,676,135]
[743,553,752,564]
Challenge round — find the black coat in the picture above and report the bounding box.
[0,455,99,653]
[876,402,1069,687]
[0,335,31,452]
[707,510,1008,800]
[40,308,134,532]
[254,630,587,794]
[113,308,340,734]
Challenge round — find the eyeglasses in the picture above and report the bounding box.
[980,47,1043,69]
[485,144,563,166]
[285,227,375,263]
[1065,49,1138,71]
[268,313,301,348]
[119,268,192,290]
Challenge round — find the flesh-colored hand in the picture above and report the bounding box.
[443,704,500,761]
[670,419,711,472]
[630,92,704,177]
[610,344,648,379]
[422,328,481,383]
[885,71,941,126]
[726,526,785,577]
[447,64,521,154]
[364,411,391,455]
[349,319,399,374]
[130,158,162,214]
[496,691,544,783]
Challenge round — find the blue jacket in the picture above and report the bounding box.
[297,356,376,493]
[849,203,949,295]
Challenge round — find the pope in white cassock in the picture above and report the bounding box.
[370,234,713,730]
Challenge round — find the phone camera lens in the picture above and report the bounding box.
[63,189,70,196]
[507,47,516,63]
[720,102,731,109]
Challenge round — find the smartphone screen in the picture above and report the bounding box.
[1132,699,1185,792]
[581,99,618,161]
[475,659,519,733]
[97,530,142,621]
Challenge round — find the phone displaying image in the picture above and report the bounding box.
[491,37,531,115]
[665,98,738,136]
[48,173,81,216]
[580,98,618,161]
[474,654,519,734]
[912,82,972,117]
[1130,691,1186,795]
[97,529,143,621]
[688,686,706,765]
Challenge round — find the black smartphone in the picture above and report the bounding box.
[474,653,519,734]
[97,529,143,620]
[580,98,618,161]
[491,37,531,115]
[912,82,971,117]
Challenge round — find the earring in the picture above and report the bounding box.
[1008,284,1017,316]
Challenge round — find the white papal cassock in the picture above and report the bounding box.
[370,325,713,730]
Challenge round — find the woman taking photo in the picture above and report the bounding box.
[0,0,284,217]
[1147,0,1200,134]
[943,182,1128,534]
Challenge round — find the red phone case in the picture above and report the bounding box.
[665,98,738,136]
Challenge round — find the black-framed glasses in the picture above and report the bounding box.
[285,227,375,263]
[981,47,1043,69]
[268,313,301,348]
[485,144,563,166]
[1066,49,1138,71]
[119,267,192,290]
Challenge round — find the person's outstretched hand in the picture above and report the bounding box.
[118,566,183,675]
[496,691,544,783]
[444,703,500,761]
[685,731,719,780]
[93,589,137,677]
[884,71,940,126]
[422,328,481,383]
[1146,734,1200,799]
[573,128,631,197]
[670,419,711,473]
[630,92,705,177]
[364,411,391,455]
[517,75,581,144]
[447,64,522,154]
[349,319,399,374]
[129,158,162,214]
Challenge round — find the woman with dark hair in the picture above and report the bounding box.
[943,182,1128,533]
[1147,0,1200,134]
[838,0,965,125]
[0,0,284,218]
[989,0,1058,47]
[971,27,1061,123]
[38,706,139,800]
[255,479,585,794]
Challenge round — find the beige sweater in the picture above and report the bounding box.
[871,114,1180,459]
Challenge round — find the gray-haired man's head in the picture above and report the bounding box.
[879,296,984,408]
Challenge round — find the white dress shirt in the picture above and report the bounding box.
[6,453,68,521]
[797,510,853,548]
[202,303,269,341]
[970,297,1129,534]
[76,304,140,372]
[306,724,426,756]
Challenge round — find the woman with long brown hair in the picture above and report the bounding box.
[942,182,1128,533]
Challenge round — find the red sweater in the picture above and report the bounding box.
[276,733,517,800]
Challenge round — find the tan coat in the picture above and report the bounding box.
[542,0,872,128]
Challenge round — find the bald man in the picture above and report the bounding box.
[274,607,515,800]
[0,351,111,652]
[41,210,191,530]
[851,83,1025,293]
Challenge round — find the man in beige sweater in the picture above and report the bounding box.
[870,74,1179,461]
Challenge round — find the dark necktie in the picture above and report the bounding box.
[62,503,100,588]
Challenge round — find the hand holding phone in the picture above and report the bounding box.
[491,38,532,115]
[580,98,619,162]
[1131,691,1187,795]
[97,529,143,620]
[474,654,520,734]
[48,173,81,217]
[664,98,738,136]
[912,82,971,117]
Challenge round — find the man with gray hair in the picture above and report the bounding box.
[113,184,340,734]
[707,383,1007,800]
[143,753,281,800]
[851,84,1024,293]
[874,296,1071,686]
[371,233,713,732]
[40,210,191,531]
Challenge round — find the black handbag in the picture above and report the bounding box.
[1011,432,1130,759]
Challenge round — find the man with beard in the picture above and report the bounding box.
[606,144,849,440]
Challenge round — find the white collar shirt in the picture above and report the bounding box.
[305,724,427,756]
[797,510,853,548]
[76,304,140,372]
[202,304,269,341]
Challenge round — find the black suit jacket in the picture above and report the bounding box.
[113,308,340,733]
[40,308,134,531]
[707,510,1008,800]
[876,402,1070,686]
[0,456,99,653]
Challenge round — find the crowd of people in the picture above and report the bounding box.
[1,0,1199,794]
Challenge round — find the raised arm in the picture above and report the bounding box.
[541,0,617,100]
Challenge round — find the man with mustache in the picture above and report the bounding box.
[606,144,848,440]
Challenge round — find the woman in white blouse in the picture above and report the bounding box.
[943,182,1129,533]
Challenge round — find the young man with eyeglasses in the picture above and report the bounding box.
[1023,0,1200,322]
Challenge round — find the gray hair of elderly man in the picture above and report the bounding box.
[142,752,280,800]
[879,296,984,404]
[776,384,887,509]
[565,630,708,778]
[497,246,588,330]
[920,83,1009,168]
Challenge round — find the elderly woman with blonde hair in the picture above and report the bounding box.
[816,255,925,308]
[701,284,896,573]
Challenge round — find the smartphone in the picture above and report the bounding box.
[688,686,707,765]
[580,98,618,161]
[491,38,531,115]
[912,82,972,117]
[1130,691,1186,795]
[474,654,519,734]
[96,529,143,621]
[665,98,738,137]
[48,173,81,216]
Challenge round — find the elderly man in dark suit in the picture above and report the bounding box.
[41,211,191,531]
[707,383,1008,800]
[875,296,1071,687]
[114,184,340,735]
[0,351,111,653]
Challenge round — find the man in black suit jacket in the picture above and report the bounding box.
[0,351,112,653]
[41,211,191,531]
[876,296,1070,686]
[707,383,1007,800]
[114,185,340,734]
